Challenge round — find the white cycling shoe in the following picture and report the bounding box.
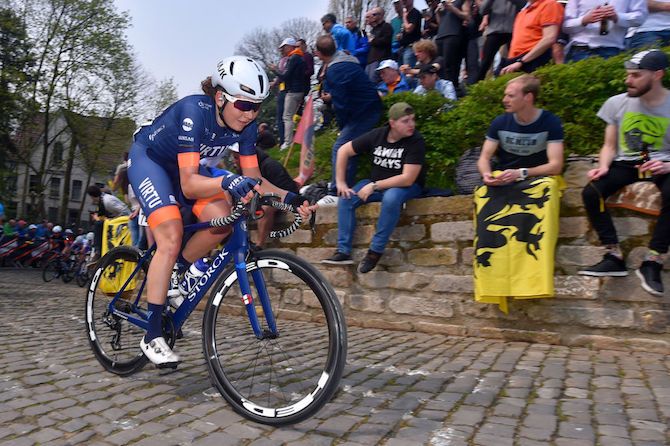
[140,336,181,368]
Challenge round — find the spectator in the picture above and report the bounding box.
[376,59,412,96]
[499,0,564,74]
[475,75,565,311]
[275,37,307,150]
[365,6,394,82]
[435,0,470,88]
[390,0,405,58]
[321,102,426,273]
[297,38,315,93]
[398,0,423,67]
[256,122,277,150]
[112,152,128,192]
[422,1,441,39]
[227,145,299,248]
[628,0,670,49]
[0,201,4,222]
[269,53,289,146]
[346,15,369,66]
[562,0,647,62]
[15,219,27,240]
[578,50,670,296]
[322,13,356,53]
[461,0,483,85]
[315,35,383,200]
[400,39,446,80]
[1,218,17,243]
[413,63,457,100]
[478,0,525,81]
[87,184,130,260]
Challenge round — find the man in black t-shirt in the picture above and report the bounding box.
[322,102,426,273]
[398,0,423,67]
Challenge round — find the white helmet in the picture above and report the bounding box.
[86,232,94,242]
[65,228,74,235]
[52,225,62,233]
[212,56,270,102]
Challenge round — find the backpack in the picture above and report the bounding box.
[455,146,483,195]
[302,180,330,205]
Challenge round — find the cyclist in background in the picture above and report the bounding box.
[127,56,312,368]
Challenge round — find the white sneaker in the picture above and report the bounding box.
[280,142,291,151]
[316,195,339,207]
[140,336,180,368]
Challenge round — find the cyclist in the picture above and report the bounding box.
[127,56,312,368]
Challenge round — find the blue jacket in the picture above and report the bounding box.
[331,23,356,53]
[376,75,412,96]
[323,51,382,129]
[351,29,369,66]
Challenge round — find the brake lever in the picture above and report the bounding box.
[309,210,317,234]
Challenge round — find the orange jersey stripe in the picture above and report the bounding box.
[239,154,259,169]
[177,152,200,168]
[147,205,181,229]
[192,192,229,218]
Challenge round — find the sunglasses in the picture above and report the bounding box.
[222,92,262,112]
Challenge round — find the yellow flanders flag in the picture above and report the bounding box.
[473,176,564,313]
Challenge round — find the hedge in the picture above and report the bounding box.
[271,47,670,189]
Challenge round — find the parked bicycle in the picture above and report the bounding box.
[84,194,347,425]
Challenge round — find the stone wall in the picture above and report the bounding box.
[269,160,670,354]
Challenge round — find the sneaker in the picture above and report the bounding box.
[578,253,628,277]
[316,195,339,207]
[280,141,291,151]
[140,336,181,368]
[321,251,353,265]
[358,250,382,274]
[636,260,664,296]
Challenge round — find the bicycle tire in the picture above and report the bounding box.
[202,249,347,426]
[76,262,89,288]
[85,246,149,376]
[61,260,75,283]
[42,259,60,282]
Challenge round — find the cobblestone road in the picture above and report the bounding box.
[1,269,669,446]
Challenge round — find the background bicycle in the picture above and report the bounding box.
[84,194,347,425]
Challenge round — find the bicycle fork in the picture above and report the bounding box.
[234,251,278,339]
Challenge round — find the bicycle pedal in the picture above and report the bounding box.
[155,360,180,370]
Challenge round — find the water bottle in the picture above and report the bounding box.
[178,258,209,296]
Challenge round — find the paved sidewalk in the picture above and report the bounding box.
[0,269,668,446]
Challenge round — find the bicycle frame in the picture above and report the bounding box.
[100,217,278,339]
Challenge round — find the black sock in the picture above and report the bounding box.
[145,303,164,342]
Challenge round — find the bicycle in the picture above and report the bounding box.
[84,194,347,425]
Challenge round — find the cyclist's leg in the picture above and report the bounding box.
[182,195,232,262]
[128,144,183,366]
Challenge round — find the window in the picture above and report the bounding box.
[48,207,59,223]
[53,141,63,164]
[71,180,82,201]
[49,177,61,198]
[29,175,39,193]
[68,209,79,226]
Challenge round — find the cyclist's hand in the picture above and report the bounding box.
[221,174,258,202]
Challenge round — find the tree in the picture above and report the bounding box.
[235,17,322,68]
[327,0,395,27]
[7,0,137,221]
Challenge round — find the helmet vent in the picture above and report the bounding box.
[258,75,265,93]
[230,61,235,75]
[240,84,256,95]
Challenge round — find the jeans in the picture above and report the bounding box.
[565,46,621,63]
[629,30,670,50]
[337,180,422,254]
[330,109,382,192]
[128,215,140,247]
[582,161,670,253]
[282,92,303,145]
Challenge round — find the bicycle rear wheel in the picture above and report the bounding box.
[42,259,60,282]
[202,249,347,426]
[76,262,89,287]
[85,246,149,375]
[61,259,75,283]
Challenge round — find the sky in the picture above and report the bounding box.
[113,0,429,99]
[112,0,330,98]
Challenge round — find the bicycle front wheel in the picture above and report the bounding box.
[61,260,75,283]
[202,249,347,426]
[85,246,149,375]
[42,259,60,282]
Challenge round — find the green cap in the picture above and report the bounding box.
[388,102,414,121]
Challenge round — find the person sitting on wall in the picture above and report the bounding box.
[322,102,426,273]
[578,50,670,296]
[474,74,565,313]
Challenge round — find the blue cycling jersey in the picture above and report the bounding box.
[133,95,258,169]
